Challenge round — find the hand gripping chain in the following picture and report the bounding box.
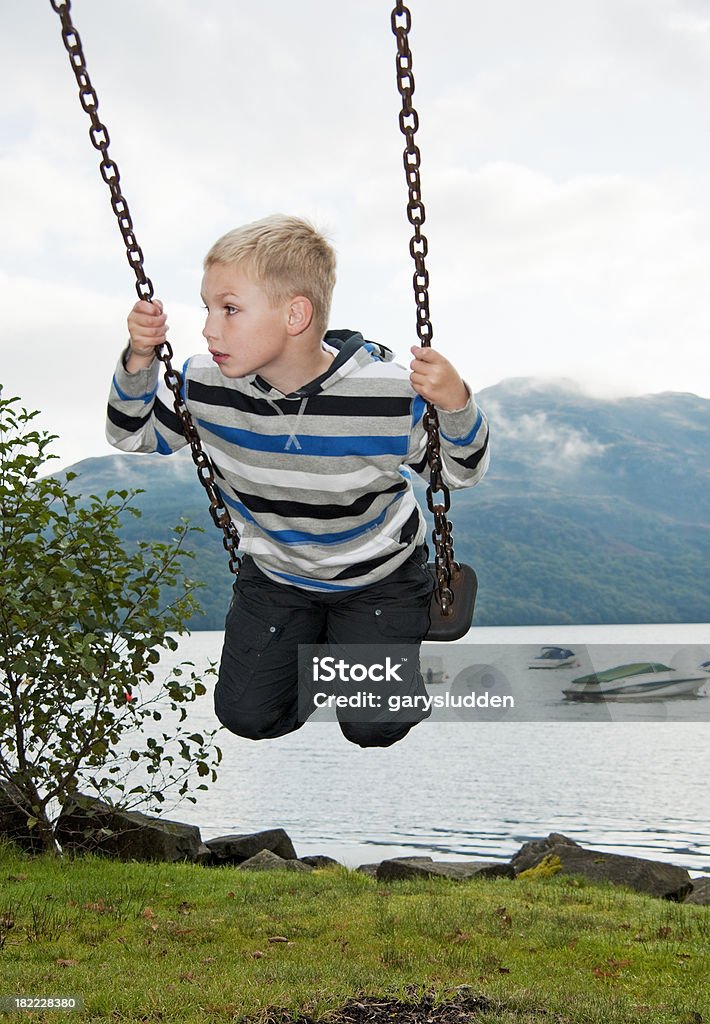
[49,0,241,575]
[391,2,458,615]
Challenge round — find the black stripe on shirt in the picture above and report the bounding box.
[397,508,422,545]
[329,510,424,581]
[106,399,184,440]
[329,546,407,581]
[408,453,429,475]
[449,426,490,471]
[106,403,150,434]
[235,479,407,520]
[154,400,184,438]
[187,380,412,419]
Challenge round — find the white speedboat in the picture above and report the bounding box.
[563,662,708,701]
[528,646,578,669]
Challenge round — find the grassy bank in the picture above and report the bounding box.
[0,840,708,1023]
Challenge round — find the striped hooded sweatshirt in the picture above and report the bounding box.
[106,329,490,591]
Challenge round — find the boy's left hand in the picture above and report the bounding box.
[409,346,469,411]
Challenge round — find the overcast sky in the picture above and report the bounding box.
[2,0,710,468]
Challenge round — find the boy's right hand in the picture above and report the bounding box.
[127,299,168,365]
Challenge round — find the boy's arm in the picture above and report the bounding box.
[106,300,189,455]
[406,346,490,489]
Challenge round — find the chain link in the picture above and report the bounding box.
[391,1,458,615]
[50,0,241,575]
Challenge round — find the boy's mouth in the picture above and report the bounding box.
[209,350,228,364]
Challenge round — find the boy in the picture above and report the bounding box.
[107,215,489,748]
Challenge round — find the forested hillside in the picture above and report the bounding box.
[62,379,710,628]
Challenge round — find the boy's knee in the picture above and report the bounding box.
[339,719,423,749]
[214,700,301,742]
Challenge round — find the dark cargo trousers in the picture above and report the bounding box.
[214,547,434,747]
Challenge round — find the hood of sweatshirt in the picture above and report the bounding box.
[250,329,395,400]
[245,330,397,451]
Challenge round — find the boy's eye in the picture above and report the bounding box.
[225,305,238,316]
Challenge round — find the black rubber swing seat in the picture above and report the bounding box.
[425,562,478,642]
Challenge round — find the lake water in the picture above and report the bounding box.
[146,624,710,875]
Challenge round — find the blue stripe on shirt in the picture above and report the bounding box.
[267,570,358,591]
[181,359,189,404]
[411,394,426,429]
[441,406,483,447]
[221,490,403,545]
[363,342,383,361]
[155,430,173,455]
[197,419,409,458]
[112,374,156,405]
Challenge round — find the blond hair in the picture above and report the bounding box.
[204,215,336,338]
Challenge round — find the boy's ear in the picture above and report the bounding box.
[286,296,314,336]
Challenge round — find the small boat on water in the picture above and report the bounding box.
[421,655,448,685]
[563,662,708,701]
[528,646,578,669]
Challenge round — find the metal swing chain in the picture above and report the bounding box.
[49,0,241,575]
[391,2,457,615]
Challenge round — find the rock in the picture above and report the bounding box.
[511,833,693,901]
[206,828,297,865]
[300,855,341,869]
[431,860,515,881]
[55,793,203,862]
[376,857,515,882]
[237,849,313,872]
[0,781,45,854]
[194,843,215,866]
[356,862,380,878]
[510,833,580,874]
[685,877,710,905]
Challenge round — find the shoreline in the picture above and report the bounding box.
[192,833,710,879]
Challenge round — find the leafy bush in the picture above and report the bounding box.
[0,396,221,852]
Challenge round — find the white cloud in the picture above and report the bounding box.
[0,271,204,469]
[1,0,709,466]
[484,398,608,472]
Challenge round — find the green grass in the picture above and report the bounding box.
[0,839,708,1023]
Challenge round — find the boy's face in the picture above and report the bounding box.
[200,263,291,381]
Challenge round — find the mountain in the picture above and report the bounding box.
[62,379,710,628]
[457,378,709,624]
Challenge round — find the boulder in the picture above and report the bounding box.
[206,828,297,865]
[511,833,693,901]
[510,833,579,874]
[300,855,341,869]
[376,856,515,883]
[55,793,203,862]
[194,843,215,866]
[356,862,380,878]
[0,781,44,854]
[685,877,710,905]
[237,849,313,872]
